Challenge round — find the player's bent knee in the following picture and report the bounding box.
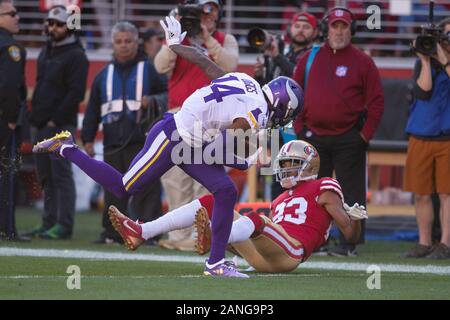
[214,183,238,203]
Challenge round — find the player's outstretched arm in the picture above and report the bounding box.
[317,191,362,244]
[160,16,226,80]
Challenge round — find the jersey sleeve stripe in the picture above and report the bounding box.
[247,111,258,129]
[321,179,341,188]
[320,185,344,200]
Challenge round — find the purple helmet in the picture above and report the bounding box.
[262,76,304,128]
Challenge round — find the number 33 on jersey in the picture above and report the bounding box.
[270,178,344,258]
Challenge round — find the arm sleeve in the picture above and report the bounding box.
[52,52,89,126]
[154,45,177,75]
[81,75,102,144]
[205,33,239,72]
[361,57,385,141]
[412,59,433,100]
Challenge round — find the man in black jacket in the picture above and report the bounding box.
[82,21,167,244]
[0,0,28,241]
[27,6,89,240]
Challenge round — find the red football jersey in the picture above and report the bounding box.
[270,177,344,259]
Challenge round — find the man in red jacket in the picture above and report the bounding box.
[292,7,384,256]
[154,0,239,252]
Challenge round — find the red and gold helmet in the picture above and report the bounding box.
[273,140,320,188]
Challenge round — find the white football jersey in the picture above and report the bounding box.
[173,72,269,147]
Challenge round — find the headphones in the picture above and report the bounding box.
[44,5,76,35]
[320,7,357,37]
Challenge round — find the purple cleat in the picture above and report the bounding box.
[32,130,76,156]
[203,260,249,278]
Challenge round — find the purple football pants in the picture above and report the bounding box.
[63,113,237,264]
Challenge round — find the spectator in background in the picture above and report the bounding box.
[154,0,238,252]
[142,28,164,62]
[0,0,29,241]
[26,6,88,240]
[403,17,450,260]
[292,7,384,256]
[253,11,319,200]
[82,21,167,245]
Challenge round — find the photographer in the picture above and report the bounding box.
[404,17,450,260]
[253,12,318,85]
[250,12,318,200]
[154,0,238,252]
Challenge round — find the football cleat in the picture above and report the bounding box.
[203,260,249,278]
[32,130,76,155]
[195,207,211,255]
[108,205,144,251]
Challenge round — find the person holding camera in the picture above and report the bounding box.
[253,12,319,86]
[250,12,319,200]
[292,7,384,257]
[404,17,450,260]
[26,6,88,240]
[154,0,238,252]
[81,22,167,245]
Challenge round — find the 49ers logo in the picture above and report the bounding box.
[304,145,317,157]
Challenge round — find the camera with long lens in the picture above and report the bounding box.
[414,1,448,56]
[247,27,275,51]
[178,3,204,37]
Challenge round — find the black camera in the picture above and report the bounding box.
[247,28,275,51]
[178,3,204,37]
[414,1,448,56]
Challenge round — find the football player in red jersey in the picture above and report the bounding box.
[108,140,367,273]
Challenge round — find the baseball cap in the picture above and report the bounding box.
[47,6,69,23]
[142,28,164,42]
[328,8,353,26]
[291,12,317,29]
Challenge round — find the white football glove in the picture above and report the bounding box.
[159,16,187,46]
[343,202,368,221]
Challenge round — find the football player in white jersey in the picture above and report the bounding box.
[32,16,304,278]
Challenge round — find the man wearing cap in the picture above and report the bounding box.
[254,11,319,85]
[142,28,164,63]
[154,0,238,252]
[253,11,319,200]
[26,5,89,240]
[0,0,28,241]
[292,7,384,256]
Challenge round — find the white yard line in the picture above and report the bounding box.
[1,247,449,276]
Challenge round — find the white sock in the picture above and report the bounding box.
[206,258,225,268]
[141,199,202,240]
[228,216,255,243]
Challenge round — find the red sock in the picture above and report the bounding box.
[198,194,214,219]
[244,211,265,237]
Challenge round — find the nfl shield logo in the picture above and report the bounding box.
[336,66,348,77]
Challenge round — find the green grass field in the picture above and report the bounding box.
[0,207,449,300]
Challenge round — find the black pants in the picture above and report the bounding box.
[33,125,76,234]
[301,127,367,245]
[0,120,21,238]
[102,143,162,241]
